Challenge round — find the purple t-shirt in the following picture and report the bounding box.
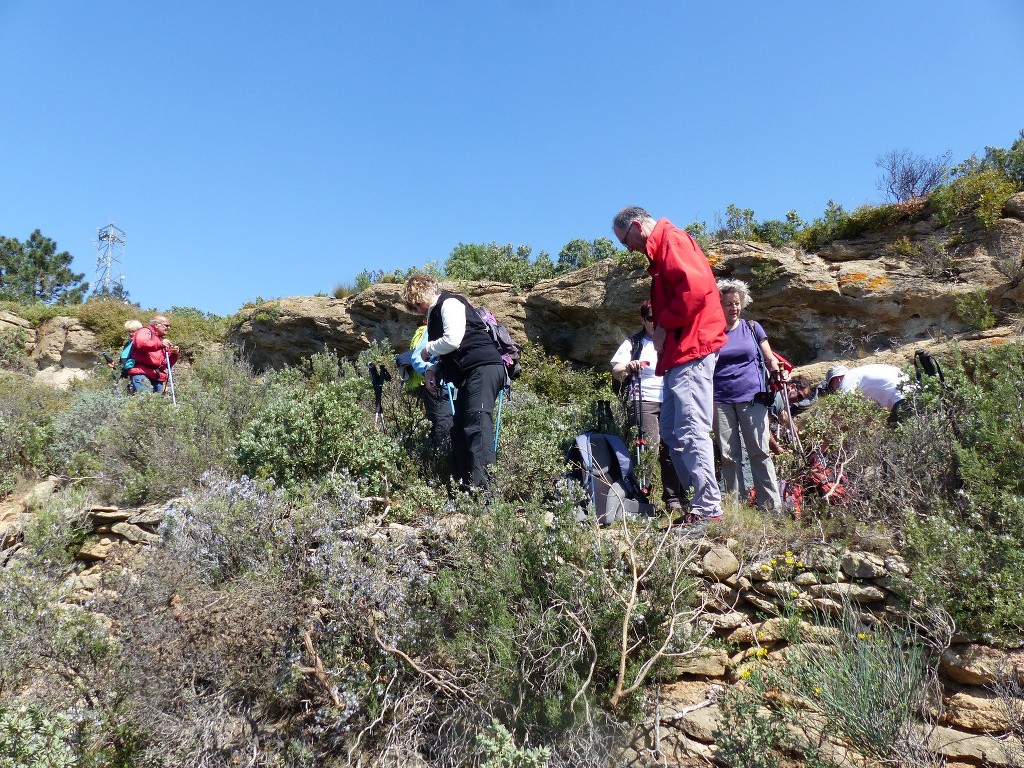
[714,321,768,403]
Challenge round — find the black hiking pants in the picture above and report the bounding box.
[452,362,506,490]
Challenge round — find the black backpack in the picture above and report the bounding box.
[476,307,522,380]
[566,432,654,525]
[913,349,945,388]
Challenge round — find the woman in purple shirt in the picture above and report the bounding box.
[713,279,783,511]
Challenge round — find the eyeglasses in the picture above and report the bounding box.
[618,221,634,247]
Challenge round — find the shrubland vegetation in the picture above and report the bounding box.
[2,129,1024,765]
[3,328,1024,764]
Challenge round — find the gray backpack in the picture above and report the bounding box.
[566,432,655,525]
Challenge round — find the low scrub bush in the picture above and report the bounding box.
[794,200,916,251]
[0,327,32,372]
[0,566,139,767]
[954,288,997,330]
[86,467,712,766]
[799,344,1024,641]
[0,372,69,490]
[717,605,945,768]
[90,348,266,504]
[236,350,404,493]
[932,167,1017,228]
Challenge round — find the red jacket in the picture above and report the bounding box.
[646,219,727,375]
[127,326,178,382]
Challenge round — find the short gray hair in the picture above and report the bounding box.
[717,278,752,309]
[612,206,655,232]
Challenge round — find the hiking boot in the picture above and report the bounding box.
[665,500,687,524]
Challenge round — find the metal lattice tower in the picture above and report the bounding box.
[95,223,126,294]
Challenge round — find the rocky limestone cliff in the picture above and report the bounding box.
[228,192,1024,373]
[5,192,1024,385]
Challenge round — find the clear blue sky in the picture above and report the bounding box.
[2,1,1022,316]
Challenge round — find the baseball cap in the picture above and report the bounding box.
[826,365,849,383]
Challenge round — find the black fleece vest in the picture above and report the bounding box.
[427,291,503,386]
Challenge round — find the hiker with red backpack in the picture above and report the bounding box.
[610,300,685,517]
[401,274,506,492]
[712,279,785,512]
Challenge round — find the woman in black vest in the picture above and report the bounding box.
[402,274,507,491]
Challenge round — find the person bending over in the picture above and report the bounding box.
[402,274,506,491]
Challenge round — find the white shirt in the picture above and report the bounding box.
[422,296,467,359]
[840,364,911,408]
[610,335,664,404]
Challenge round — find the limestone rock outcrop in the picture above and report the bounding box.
[228,203,1024,372]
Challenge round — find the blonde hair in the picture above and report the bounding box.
[401,273,440,310]
[124,319,144,332]
[717,278,752,309]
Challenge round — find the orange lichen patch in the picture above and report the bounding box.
[989,338,1006,345]
[812,282,836,291]
[866,275,891,290]
[838,271,891,291]
[705,252,724,267]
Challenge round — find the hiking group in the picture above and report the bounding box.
[392,207,923,522]
[108,315,180,397]
[610,205,920,528]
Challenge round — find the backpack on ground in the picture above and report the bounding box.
[476,307,522,380]
[566,432,655,526]
[118,340,135,379]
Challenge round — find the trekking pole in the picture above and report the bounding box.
[779,381,803,459]
[632,362,650,491]
[446,381,455,415]
[164,348,177,406]
[100,351,119,393]
[493,377,513,454]
[368,363,391,433]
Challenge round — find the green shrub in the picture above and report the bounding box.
[954,288,996,330]
[236,351,402,492]
[713,670,789,768]
[0,327,32,372]
[478,720,551,768]
[799,344,1024,642]
[716,606,944,767]
[932,167,1017,228]
[22,485,96,571]
[792,200,851,251]
[753,210,804,247]
[794,201,911,251]
[0,704,78,768]
[76,298,145,352]
[749,259,782,291]
[45,387,123,478]
[0,300,65,327]
[0,566,137,767]
[0,372,69,488]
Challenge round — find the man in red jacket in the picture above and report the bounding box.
[613,206,728,523]
[127,315,179,395]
